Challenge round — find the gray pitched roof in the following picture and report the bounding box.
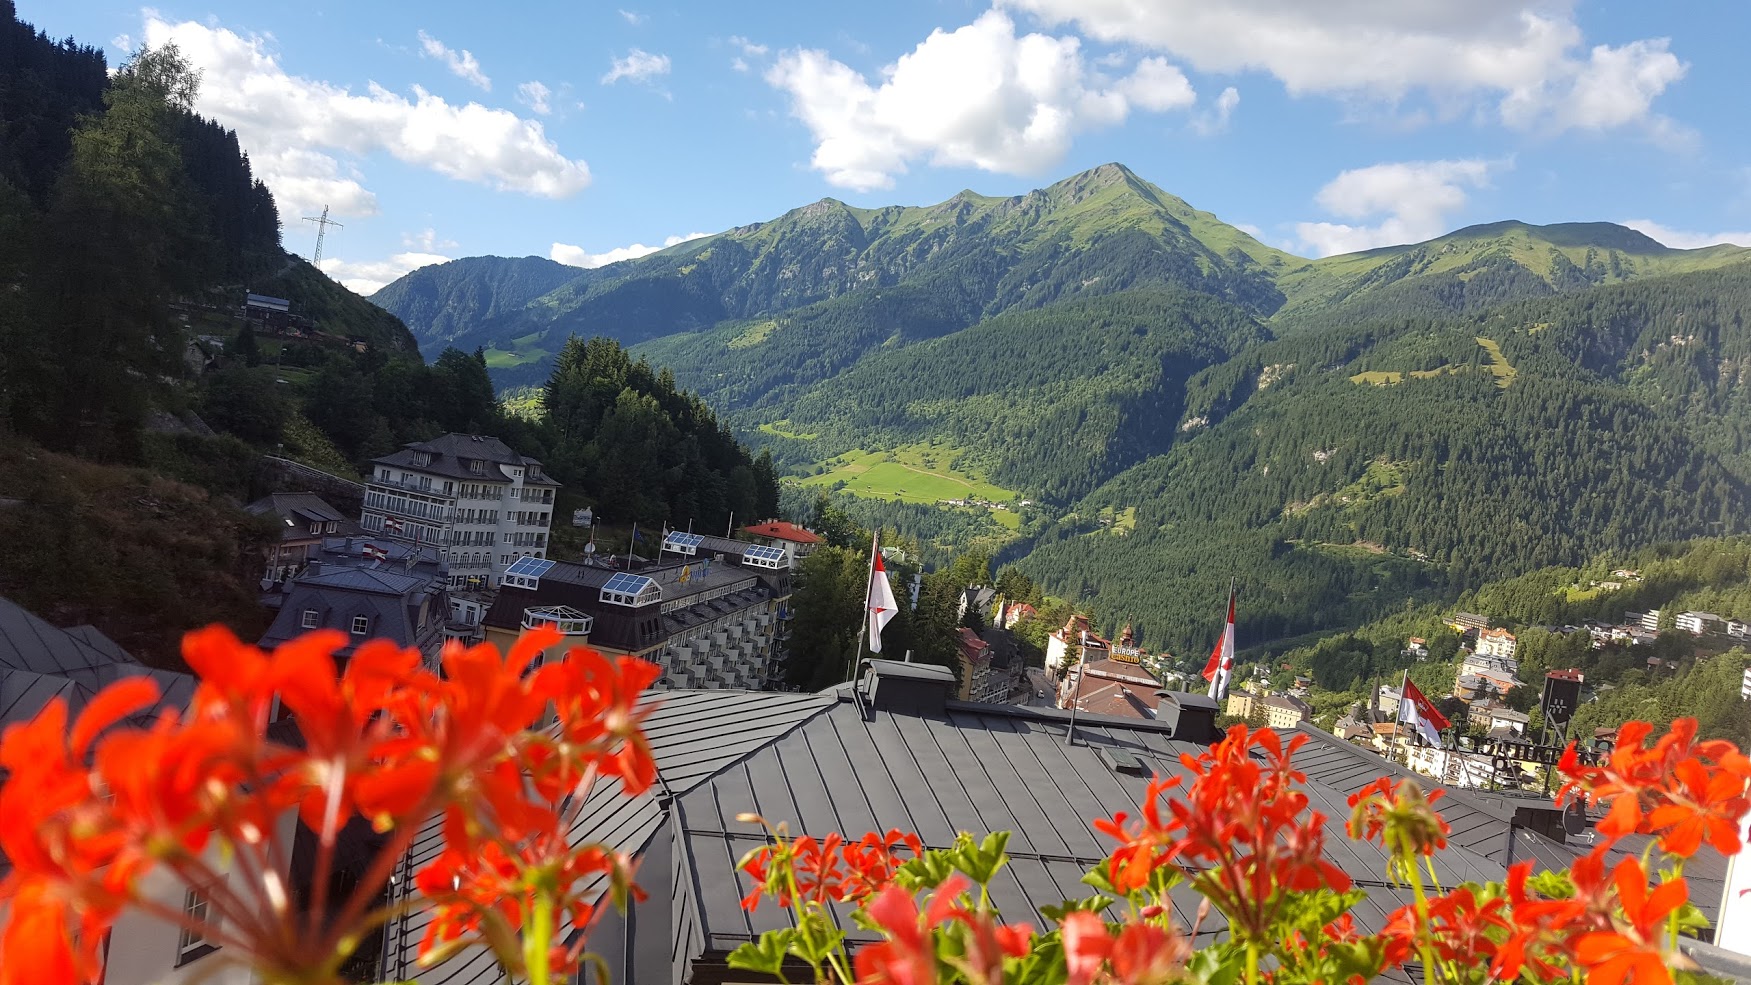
[372,433,560,486]
[0,597,195,734]
[245,492,359,542]
[383,690,838,985]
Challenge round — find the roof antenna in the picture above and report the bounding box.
[1064,630,1089,746]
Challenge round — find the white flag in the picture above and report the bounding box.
[867,542,898,653]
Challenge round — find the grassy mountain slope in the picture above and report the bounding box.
[1278,220,1751,326]
[375,163,1294,379]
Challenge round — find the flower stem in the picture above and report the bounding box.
[1245,941,1260,985]
[525,891,554,985]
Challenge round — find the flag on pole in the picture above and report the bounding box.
[362,544,388,562]
[1202,581,1237,700]
[382,516,404,533]
[866,539,898,653]
[678,564,691,583]
[1399,677,1451,747]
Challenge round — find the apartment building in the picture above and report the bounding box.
[360,433,560,589]
[481,531,793,690]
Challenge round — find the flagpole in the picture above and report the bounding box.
[727,510,734,538]
[850,531,879,682]
[1397,668,1411,767]
[627,523,637,570]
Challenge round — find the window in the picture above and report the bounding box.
[413,451,432,467]
[325,521,337,533]
[300,609,319,629]
[351,615,369,636]
[177,887,217,964]
[309,523,321,535]
[469,459,485,474]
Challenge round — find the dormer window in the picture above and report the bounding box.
[325,521,337,533]
[413,451,432,467]
[308,523,321,535]
[301,609,319,629]
[468,459,485,474]
[351,615,369,635]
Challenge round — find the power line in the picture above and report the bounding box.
[302,205,344,266]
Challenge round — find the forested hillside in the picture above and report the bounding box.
[1021,269,1751,653]
[1252,537,1751,747]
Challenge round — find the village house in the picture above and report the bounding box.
[1059,654,1166,720]
[739,519,822,569]
[1677,611,1725,635]
[244,491,359,584]
[1261,692,1313,729]
[1474,627,1519,659]
[1044,614,1109,672]
[257,537,455,665]
[1449,611,1490,634]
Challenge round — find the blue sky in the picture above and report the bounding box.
[32,0,1751,293]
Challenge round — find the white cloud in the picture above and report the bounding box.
[142,14,590,220]
[517,80,553,115]
[318,251,451,295]
[1117,57,1196,112]
[1620,220,1751,250]
[728,35,768,73]
[602,48,671,85]
[550,232,710,269]
[729,36,769,57]
[618,9,646,26]
[764,10,1195,191]
[1001,0,1687,134]
[417,30,491,91]
[403,228,459,251]
[112,33,134,53]
[1191,85,1240,135]
[1294,158,1506,257]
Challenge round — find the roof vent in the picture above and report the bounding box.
[859,658,955,716]
[1098,746,1149,776]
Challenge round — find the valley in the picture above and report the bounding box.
[371,163,1751,659]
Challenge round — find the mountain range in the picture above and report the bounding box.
[371,163,1751,652]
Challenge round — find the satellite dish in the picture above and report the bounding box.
[1563,799,1588,837]
[584,543,597,554]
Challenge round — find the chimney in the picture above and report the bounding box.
[345,536,355,552]
[1153,691,1220,743]
[858,658,955,716]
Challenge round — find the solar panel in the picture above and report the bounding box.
[741,543,788,568]
[505,556,556,579]
[601,572,660,606]
[663,531,704,554]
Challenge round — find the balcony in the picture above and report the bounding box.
[370,474,454,497]
[522,605,593,636]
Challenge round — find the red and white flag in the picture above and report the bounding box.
[382,516,404,533]
[1399,677,1452,747]
[362,544,388,562]
[866,535,898,653]
[1203,581,1237,700]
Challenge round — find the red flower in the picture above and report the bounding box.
[1558,717,1751,858]
[853,875,969,985]
[1347,775,1450,861]
[1097,725,1349,944]
[1060,911,1113,985]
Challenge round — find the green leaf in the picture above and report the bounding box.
[1187,942,1245,985]
[727,929,796,976]
[1039,896,1113,923]
[896,849,957,891]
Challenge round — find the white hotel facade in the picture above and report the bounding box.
[360,433,560,589]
